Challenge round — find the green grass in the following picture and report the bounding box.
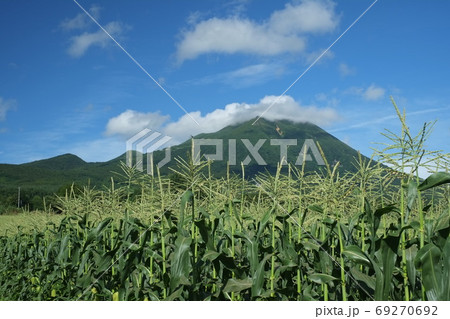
[0,211,65,236]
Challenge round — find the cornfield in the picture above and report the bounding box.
[0,157,448,300]
[0,102,449,301]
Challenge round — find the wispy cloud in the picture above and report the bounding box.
[338,62,356,76]
[60,5,127,58]
[0,97,16,122]
[67,21,126,58]
[363,84,385,101]
[60,5,101,31]
[185,63,286,88]
[329,106,450,133]
[175,0,339,64]
[346,84,386,101]
[222,0,251,16]
[304,48,335,64]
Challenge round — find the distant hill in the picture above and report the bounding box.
[0,118,375,210]
[22,153,87,170]
[0,154,117,193]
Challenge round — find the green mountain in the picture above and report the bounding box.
[0,154,115,193]
[149,117,368,177]
[0,118,373,210]
[22,153,87,170]
[0,154,121,209]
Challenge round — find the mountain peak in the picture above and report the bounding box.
[194,117,329,143]
[148,117,365,177]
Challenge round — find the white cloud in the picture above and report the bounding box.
[338,62,356,76]
[345,84,386,101]
[269,0,338,34]
[61,6,127,58]
[175,0,339,64]
[106,95,340,145]
[0,97,16,121]
[67,21,125,58]
[176,17,306,63]
[363,84,385,101]
[60,5,101,31]
[104,110,170,138]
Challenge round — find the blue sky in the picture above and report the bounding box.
[0,0,449,174]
